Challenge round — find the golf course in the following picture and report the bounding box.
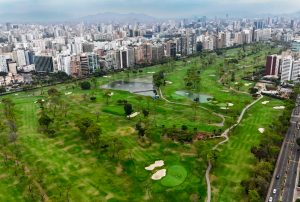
[0,43,287,201]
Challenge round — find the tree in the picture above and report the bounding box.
[38,113,53,129]
[90,77,98,89]
[142,109,149,117]
[85,124,102,145]
[153,71,165,89]
[136,122,146,138]
[195,141,211,162]
[48,88,59,97]
[80,81,91,90]
[75,117,93,135]
[231,71,235,82]
[248,190,261,202]
[103,91,112,105]
[2,98,15,120]
[124,103,133,117]
[108,138,125,159]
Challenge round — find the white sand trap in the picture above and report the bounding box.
[262,101,269,105]
[145,160,164,171]
[227,103,234,107]
[151,169,167,180]
[258,128,265,133]
[165,81,173,84]
[147,72,155,74]
[65,92,72,95]
[273,106,285,110]
[127,112,140,119]
[244,83,252,87]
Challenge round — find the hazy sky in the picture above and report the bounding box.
[0,0,299,22]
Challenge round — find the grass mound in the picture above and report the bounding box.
[161,165,187,187]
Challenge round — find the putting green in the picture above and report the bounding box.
[161,165,188,187]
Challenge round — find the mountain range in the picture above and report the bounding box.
[75,12,158,23]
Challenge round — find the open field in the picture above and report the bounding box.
[0,43,284,201]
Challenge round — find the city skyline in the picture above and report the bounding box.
[0,0,300,22]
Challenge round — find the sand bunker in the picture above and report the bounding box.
[258,128,265,133]
[262,101,269,105]
[151,169,167,180]
[273,106,285,110]
[145,160,164,171]
[127,112,140,119]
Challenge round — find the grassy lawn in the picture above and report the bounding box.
[0,43,284,201]
[211,97,285,202]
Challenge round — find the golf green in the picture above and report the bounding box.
[161,165,188,187]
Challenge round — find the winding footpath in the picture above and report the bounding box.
[205,94,264,202]
[158,88,225,127]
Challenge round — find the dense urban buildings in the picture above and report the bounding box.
[0,16,299,86]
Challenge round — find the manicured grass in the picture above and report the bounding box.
[161,165,188,187]
[211,98,285,202]
[0,44,282,201]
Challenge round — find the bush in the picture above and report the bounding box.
[80,81,91,90]
[90,97,97,101]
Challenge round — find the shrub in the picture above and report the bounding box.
[80,81,91,90]
[90,97,97,101]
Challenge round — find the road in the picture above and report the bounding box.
[266,95,300,202]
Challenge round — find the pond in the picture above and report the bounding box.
[175,90,213,103]
[101,79,155,96]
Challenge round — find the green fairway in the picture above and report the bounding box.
[211,97,285,202]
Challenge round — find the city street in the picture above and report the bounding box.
[267,95,300,202]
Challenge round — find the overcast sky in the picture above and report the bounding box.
[0,0,299,22]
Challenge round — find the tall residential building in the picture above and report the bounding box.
[57,54,71,75]
[80,53,99,76]
[166,41,177,58]
[291,60,300,82]
[34,56,54,73]
[281,56,293,83]
[70,55,81,77]
[16,49,27,67]
[0,55,8,72]
[265,55,281,76]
